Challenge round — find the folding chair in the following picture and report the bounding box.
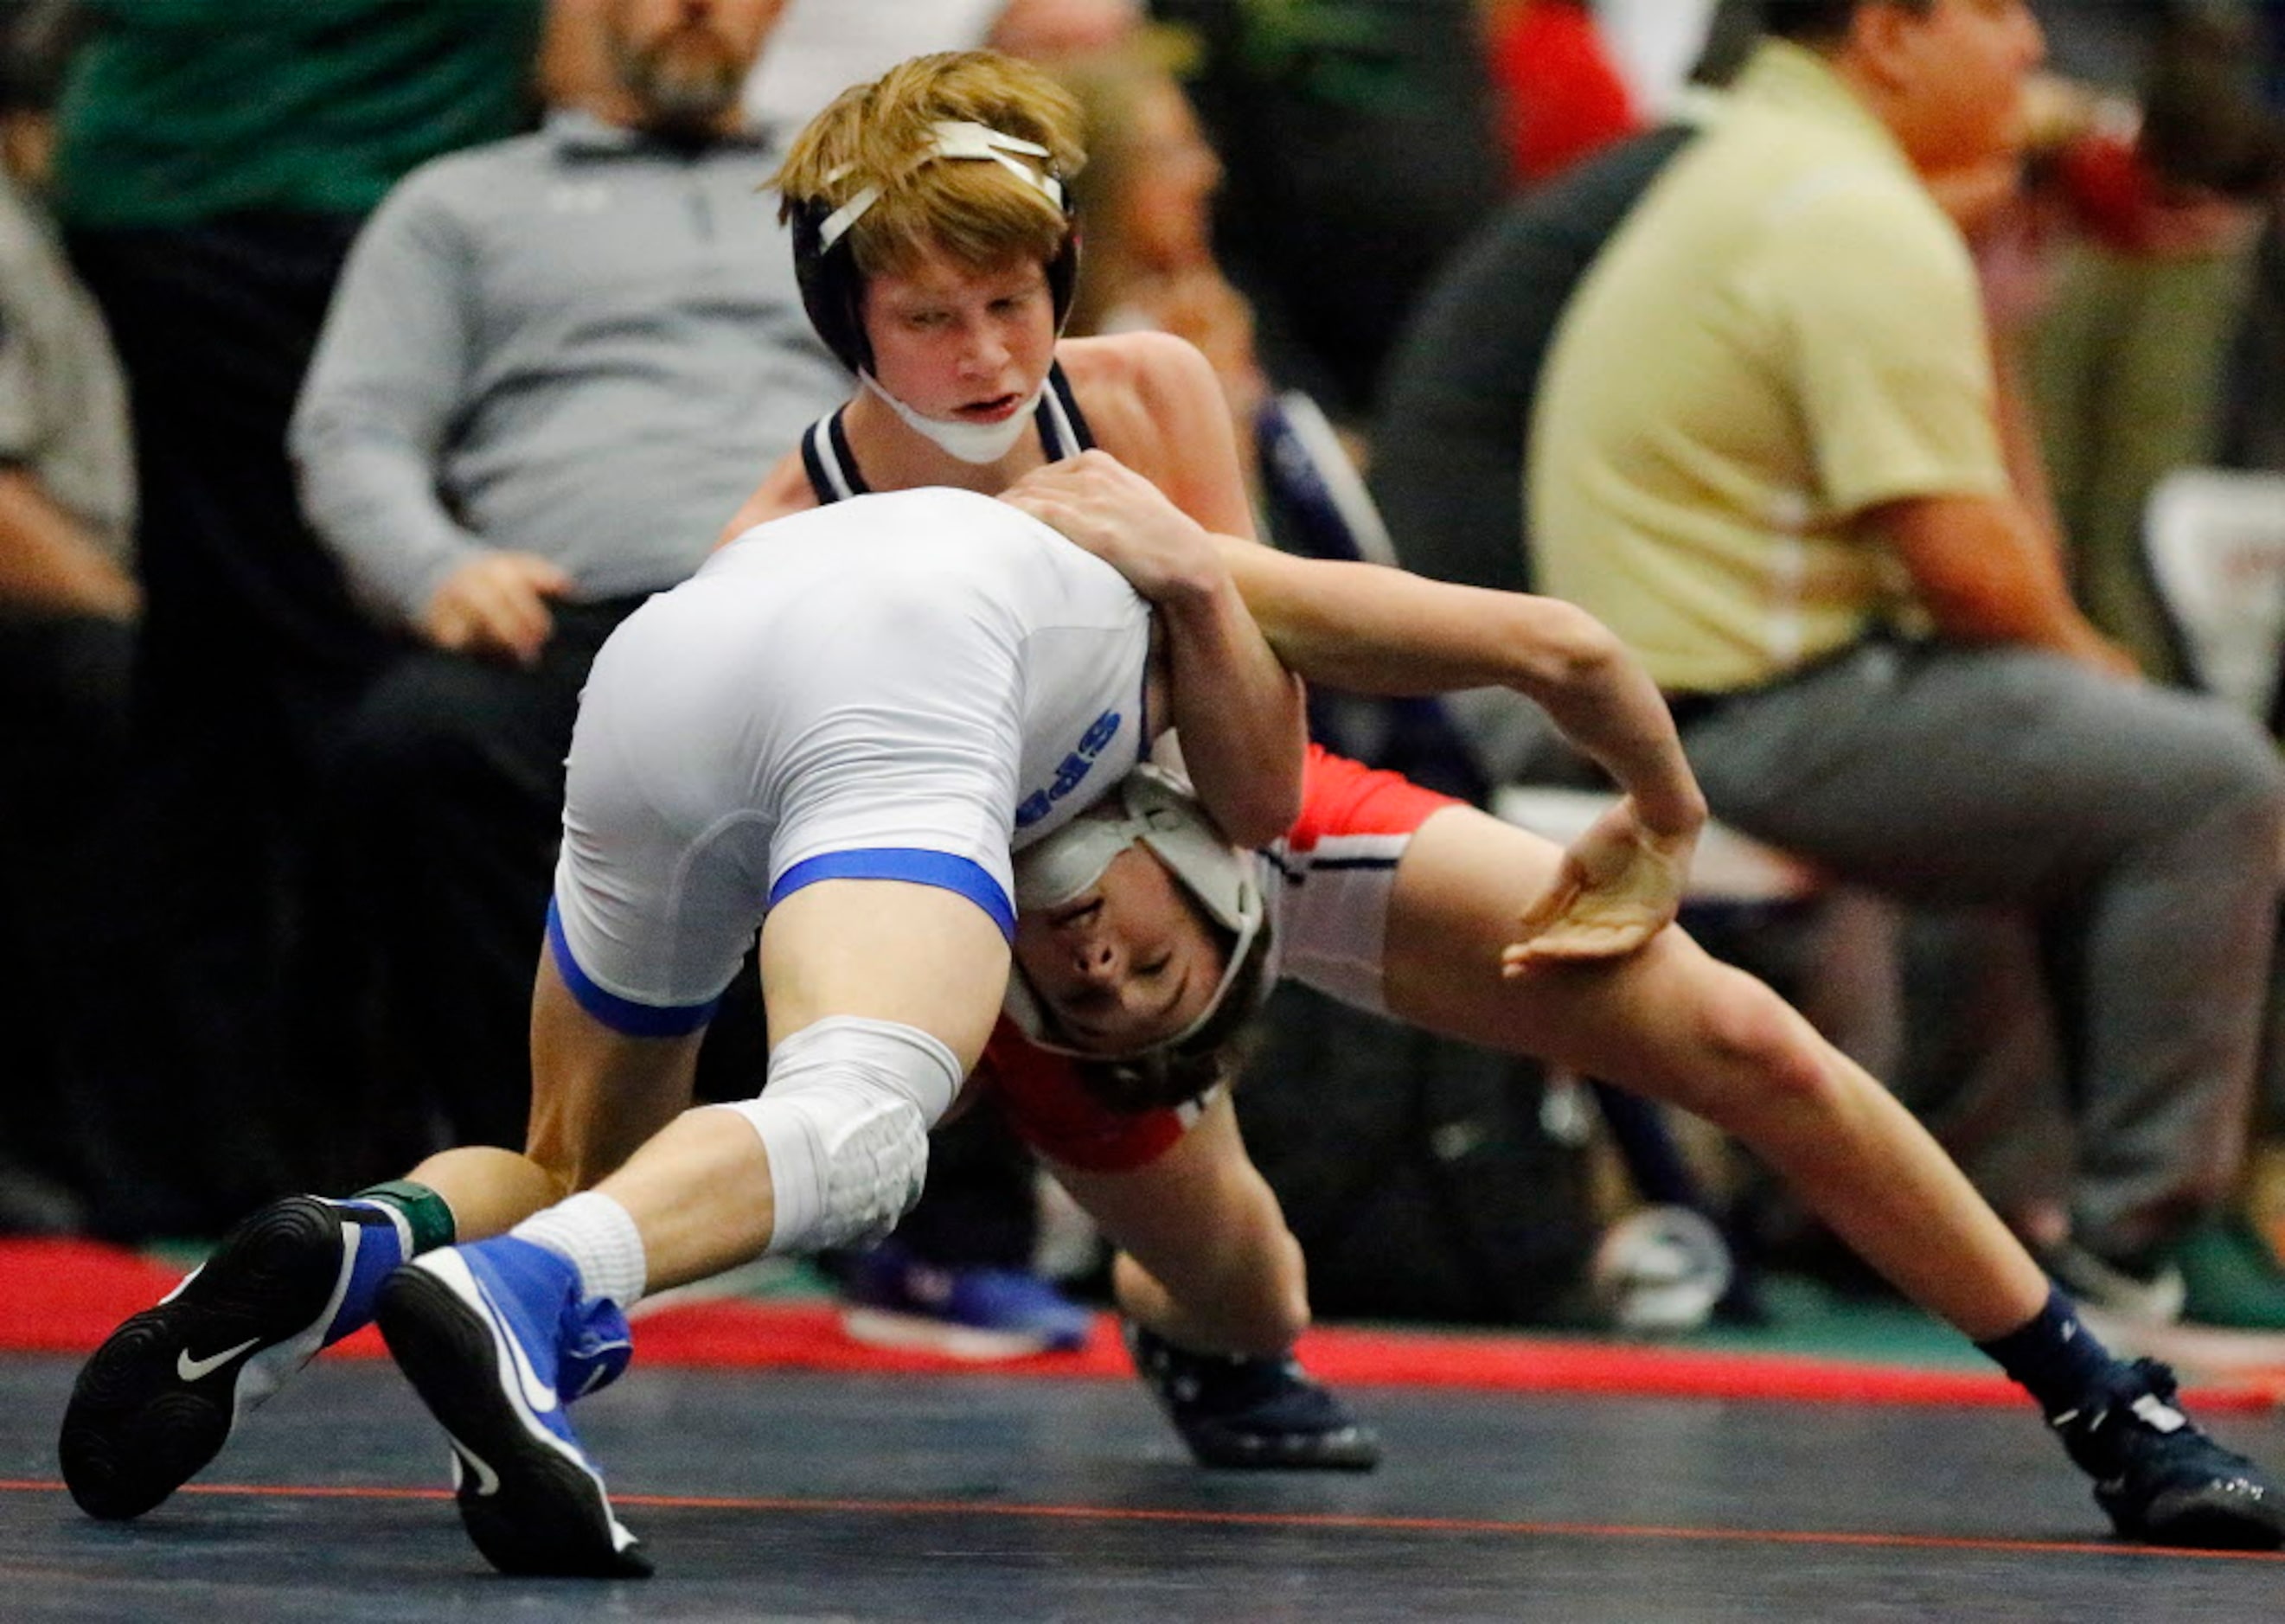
[2142,468,2285,738]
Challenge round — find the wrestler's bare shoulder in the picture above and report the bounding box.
[1056,332,1226,467]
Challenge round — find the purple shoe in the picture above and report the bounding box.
[840,1241,1094,1360]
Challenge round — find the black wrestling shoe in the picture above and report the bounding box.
[2052,1358,2285,1550]
[60,1194,399,1519]
[1126,1321,1379,1470]
[376,1240,648,1578]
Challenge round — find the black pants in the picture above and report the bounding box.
[0,612,133,1227]
[62,216,388,1236]
[314,598,649,1165]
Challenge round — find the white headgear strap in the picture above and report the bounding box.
[816,120,1064,251]
[1005,764,1267,1059]
[859,370,1046,464]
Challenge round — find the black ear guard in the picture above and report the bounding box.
[790,195,873,374]
[787,180,1083,378]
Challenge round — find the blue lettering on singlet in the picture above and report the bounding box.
[1014,707,1123,829]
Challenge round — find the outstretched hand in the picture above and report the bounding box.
[999,449,1219,603]
[1501,797,1695,974]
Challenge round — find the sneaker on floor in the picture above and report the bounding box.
[839,1241,1093,1361]
[2168,1218,2285,1331]
[2052,1358,2285,1550]
[59,1194,403,1520]
[1126,1321,1379,1470]
[374,1238,648,1578]
[2036,1238,2187,1327]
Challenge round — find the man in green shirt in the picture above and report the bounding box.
[47,0,546,1229]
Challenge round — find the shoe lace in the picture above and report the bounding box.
[557,1294,633,1401]
[2053,1358,2192,1480]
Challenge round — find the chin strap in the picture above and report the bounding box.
[858,370,1045,466]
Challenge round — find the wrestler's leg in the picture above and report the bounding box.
[1049,1091,1376,1468]
[1383,803,2045,1339]
[590,877,1009,1288]
[374,878,1011,1576]
[1386,802,2285,1546]
[1050,1091,1309,1357]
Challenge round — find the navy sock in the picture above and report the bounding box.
[1975,1287,2120,1419]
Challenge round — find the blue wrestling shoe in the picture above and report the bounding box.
[61,1194,407,1519]
[1127,1322,1380,1471]
[2052,1359,2285,1550]
[374,1237,647,1577]
[839,1241,1094,1360]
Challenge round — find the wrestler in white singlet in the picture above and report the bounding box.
[547,485,1151,1036]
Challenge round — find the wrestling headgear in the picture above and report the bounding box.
[790,118,1082,376]
[1004,764,1276,1111]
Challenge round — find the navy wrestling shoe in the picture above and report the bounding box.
[1127,1321,1380,1470]
[375,1237,647,1578]
[60,1194,406,1519]
[2052,1358,2285,1550]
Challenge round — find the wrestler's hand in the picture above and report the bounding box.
[421,551,573,666]
[1000,449,1223,603]
[1501,796,1695,973]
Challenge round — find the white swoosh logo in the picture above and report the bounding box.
[450,1438,501,1497]
[176,1338,259,1382]
[478,1282,559,1415]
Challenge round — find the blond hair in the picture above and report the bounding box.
[774,50,1087,280]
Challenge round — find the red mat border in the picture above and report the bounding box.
[8,1237,2279,1412]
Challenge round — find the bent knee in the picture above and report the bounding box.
[2145,695,2285,838]
[722,1016,964,1253]
[336,655,539,799]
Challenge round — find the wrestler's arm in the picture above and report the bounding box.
[1003,450,1304,849]
[1223,547,1704,839]
[1065,332,1698,837]
[1220,547,1704,964]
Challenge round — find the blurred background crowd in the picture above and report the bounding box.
[3,0,2284,1351]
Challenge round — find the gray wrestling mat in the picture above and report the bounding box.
[4,1356,2282,1620]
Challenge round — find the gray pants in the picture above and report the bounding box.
[1681,636,2285,1257]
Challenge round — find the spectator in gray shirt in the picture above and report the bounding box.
[289,0,848,1157]
[0,0,134,1232]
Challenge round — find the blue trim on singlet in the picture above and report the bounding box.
[801,362,1097,504]
[545,897,721,1038]
[768,848,1015,942]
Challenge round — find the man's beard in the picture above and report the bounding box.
[614,22,745,144]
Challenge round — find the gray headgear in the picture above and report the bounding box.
[1004,764,1269,1060]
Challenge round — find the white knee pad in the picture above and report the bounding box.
[714,1015,964,1255]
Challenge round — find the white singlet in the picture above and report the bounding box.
[547,487,1151,1035]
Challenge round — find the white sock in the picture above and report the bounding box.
[511,1192,649,1309]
